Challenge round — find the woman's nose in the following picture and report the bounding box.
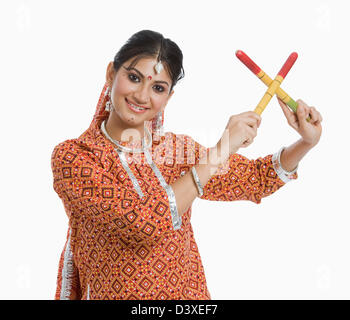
[133,84,149,105]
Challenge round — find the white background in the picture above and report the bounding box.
[0,0,349,299]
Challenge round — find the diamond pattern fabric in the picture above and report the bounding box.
[51,83,297,300]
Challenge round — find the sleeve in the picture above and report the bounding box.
[51,140,180,242]
[186,137,298,204]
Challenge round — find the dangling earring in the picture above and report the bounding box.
[104,86,113,112]
[153,111,164,136]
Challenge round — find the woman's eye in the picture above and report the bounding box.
[154,85,164,93]
[128,73,140,82]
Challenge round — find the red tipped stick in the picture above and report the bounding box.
[235,50,261,75]
[278,52,298,78]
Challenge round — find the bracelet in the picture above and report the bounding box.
[272,147,298,183]
[191,166,204,197]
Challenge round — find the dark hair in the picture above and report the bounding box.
[113,30,185,94]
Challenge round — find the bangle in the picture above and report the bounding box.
[272,147,298,183]
[191,166,204,197]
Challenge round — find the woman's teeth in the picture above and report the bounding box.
[128,100,146,110]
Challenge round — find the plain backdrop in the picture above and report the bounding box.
[1,0,349,299]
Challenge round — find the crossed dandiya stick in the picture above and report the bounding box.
[236,50,311,122]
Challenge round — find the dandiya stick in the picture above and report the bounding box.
[236,50,311,121]
[236,50,298,112]
[254,52,298,115]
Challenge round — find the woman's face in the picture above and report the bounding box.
[106,57,174,130]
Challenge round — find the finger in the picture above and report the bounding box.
[297,99,313,122]
[237,112,259,129]
[242,125,256,146]
[277,97,298,121]
[242,111,262,126]
[310,107,323,124]
[278,97,298,129]
[309,107,319,124]
[243,117,259,130]
[246,125,257,140]
[240,114,260,129]
[296,103,309,130]
[248,110,262,122]
[277,97,295,117]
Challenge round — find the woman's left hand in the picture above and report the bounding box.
[277,97,323,147]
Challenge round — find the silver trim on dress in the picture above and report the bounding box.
[60,228,74,300]
[144,149,182,230]
[272,147,298,183]
[86,284,90,300]
[116,149,144,198]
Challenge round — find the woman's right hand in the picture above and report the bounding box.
[213,111,262,161]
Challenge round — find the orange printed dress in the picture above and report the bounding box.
[51,83,297,300]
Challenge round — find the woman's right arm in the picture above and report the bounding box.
[51,140,226,242]
[51,140,226,235]
[51,141,179,242]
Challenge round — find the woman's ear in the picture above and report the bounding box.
[106,61,115,86]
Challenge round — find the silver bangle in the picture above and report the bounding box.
[272,147,298,183]
[191,166,204,197]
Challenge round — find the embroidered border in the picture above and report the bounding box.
[86,284,90,300]
[116,149,144,198]
[60,228,74,300]
[144,149,182,230]
[272,147,298,183]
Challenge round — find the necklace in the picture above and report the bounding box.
[100,119,152,153]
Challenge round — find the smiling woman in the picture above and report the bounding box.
[101,33,183,147]
[105,57,173,128]
[51,29,318,300]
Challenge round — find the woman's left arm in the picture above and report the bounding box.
[277,97,323,172]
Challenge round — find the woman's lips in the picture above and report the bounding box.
[125,98,149,113]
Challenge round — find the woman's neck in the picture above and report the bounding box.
[105,114,145,145]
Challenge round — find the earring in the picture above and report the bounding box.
[153,111,164,136]
[104,86,112,112]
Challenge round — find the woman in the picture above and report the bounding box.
[51,30,322,300]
